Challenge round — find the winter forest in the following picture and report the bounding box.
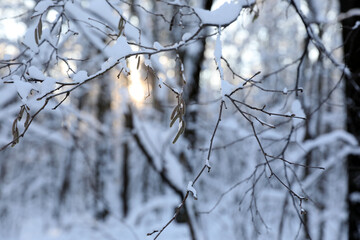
[1,0,360,239]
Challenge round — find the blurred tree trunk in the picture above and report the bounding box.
[339,1,360,239]
[182,0,213,147]
[121,106,133,217]
[94,78,111,220]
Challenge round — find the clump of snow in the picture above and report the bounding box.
[23,25,39,53]
[194,0,254,26]
[72,70,88,82]
[89,0,118,22]
[214,29,233,97]
[40,77,56,95]
[13,75,34,101]
[41,27,57,46]
[187,181,198,200]
[283,87,288,94]
[174,42,180,48]
[214,32,222,67]
[352,21,360,30]
[205,159,211,172]
[118,59,130,75]
[26,96,46,113]
[170,0,183,5]
[153,42,164,50]
[12,75,50,112]
[33,0,53,15]
[158,77,164,88]
[105,36,132,59]
[101,57,117,72]
[182,33,192,41]
[144,58,152,68]
[28,66,45,80]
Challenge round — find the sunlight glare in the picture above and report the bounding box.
[0,19,26,40]
[128,58,145,104]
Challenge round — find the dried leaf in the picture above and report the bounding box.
[136,56,141,70]
[34,28,39,45]
[118,17,125,36]
[11,123,19,147]
[181,121,186,134]
[172,121,185,144]
[172,129,181,144]
[14,127,19,144]
[170,112,180,128]
[12,119,17,135]
[170,105,179,120]
[24,112,31,128]
[18,106,25,121]
[38,18,42,39]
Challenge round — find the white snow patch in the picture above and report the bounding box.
[205,159,211,171]
[182,32,192,41]
[352,21,360,30]
[105,36,132,59]
[23,25,39,53]
[153,41,164,50]
[41,27,57,46]
[170,0,183,5]
[100,57,117,72]
[214,31,222,73]
[194,0,254,26]
[13,76,34,100]
[33,0,53,15]
[26,97,46,113]
[72,70,88,82]
[27,66,45,80]
[118,59,130,75]
[214,29,232,97]
[40,77,56,95]
[144,58,152,68]
[187,181,198,200]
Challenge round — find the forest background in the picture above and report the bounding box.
[1,0,360,239]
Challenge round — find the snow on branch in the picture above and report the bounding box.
[187,181,198,200]
[194,0,255,27]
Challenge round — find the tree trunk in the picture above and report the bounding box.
[121,108,133,217]
[183,0,214,147]
[339,1,360,239]
[94,79,111,220]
